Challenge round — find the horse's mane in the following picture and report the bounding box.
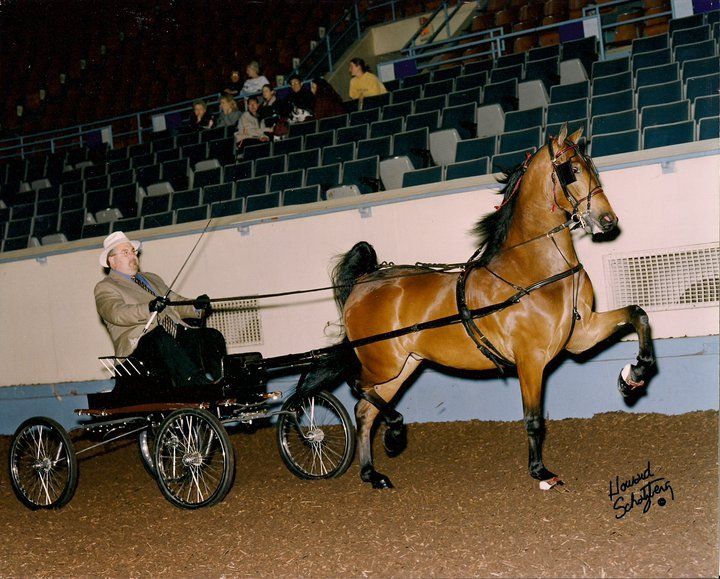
[472,161,527,265]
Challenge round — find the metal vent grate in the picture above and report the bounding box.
[206,299,263,347]
[604,243,719,311]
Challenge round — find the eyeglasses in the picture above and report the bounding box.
[111,248,137,258]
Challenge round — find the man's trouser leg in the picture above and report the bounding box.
[133,327,208,389]
[175,327,227,381]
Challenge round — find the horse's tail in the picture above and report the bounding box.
[297,241,378,397]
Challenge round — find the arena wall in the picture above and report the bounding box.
[0,142,717,433]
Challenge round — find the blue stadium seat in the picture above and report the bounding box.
[288,149,320,171]
[423,79,455,98]
[392,128,430,169]
[110,184,138,217]
[693,94,719,121]
[210,198,245,217]
[445,157,489,180]
[192,166,222,188]
[269,169,304,192]
[402,72,431,88]
[463,60,493,75]
[32,214,59,239]
[176,204,210,224]
[223,161,253,183]
[482,79,518,112]
[2,235,30,252]
[592,71,632,97]
[282,185,321,206]
[85,189,113,214]
[272,136,303,157]
[337,124,369,145]
[342,156,380,194]
[642,120,695,149]
[413,95,447,114]
[448,87,483,107]
[176,132,200,147]
[698,116,719,140]
[490,64,524,84]
[360,93,391,111]
[140,193,171,216]
[591,109,638,136]
[528,44,560,62]
[318,114,349,132]
[682,55,719,82]
[350,108,381,126]
[669,13,705,34]
[441,103,477,139]
[631,48,671,74]
[591,57,630,78]
[496,52,526,68]
[182,143,208,166]
[171,188,202,210]
[288,120,318,138]
[152,136,175,152]
[674,39,716,66]
[381,101,413,120]
[591,89,634,117]
[371,117,404,138]
[60,193,85,212]
[306,164,342,197]
[455,71,487,92]
[112,216,142,233]
[432,65,462,82]
[242,141,272,161]
[591,129,640,157]
[304,129,336,150]
[202,183,234,205]
[235,176,268,198]
[58,208,86,240]
[401,166,443,188]
[357,136,392,160]
[131,153,155,169]
[455,136,497,162]
[491,148,536,173]
[641,100,690,130]
[245,191,281,212]
[504,107,544,133]
[671,25,710,48]
[322,142,356,165]
[81,222,112,239]
[635,62,679,89]
[547,98,588,125]
[142,211,174,229]
[405,111,440,132]
[686,73,720,103]
[254,155,287,177]
[200,127,226,143]
[550,81,589,103]
[392,85,422,104]
[637,80,682,110]
[499,127,542,154]
[136,164,162,188]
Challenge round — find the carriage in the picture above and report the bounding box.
[8,348,356,510]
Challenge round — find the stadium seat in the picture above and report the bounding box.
[682,56,719,82]
[235,176,268,199]
[182,143,208,166]
[559,59,588,85]
[223,161,253,183]
[110,169,135,187]
[406,111,440,133]
[445,157,490,180]
[429,129,461,166]
[242,141,272,161]
[207,138,236,166]
[448,87,483,107]
[281,185,321,206]
[547,98,588,125]
[304,130,336,150]
[112,216,142,233]
[350,108,381,127]
[202,183,234,205]
[525,56,560,92]
[432,65,462,82]
[403,72,431,88]
[288,149,321,171]
[414,95,447,115]
[392,128,430,169]
[371,117,404,139]
[491,64,524,85]
[518,80,550,111]
[85,189,113,214]
[423,79,455,98]
[288,120,317,138]
[142,211,175,229]
[591,89,635,117]
[671,25,710,49]
[591,109,638,136]
[631,34,669,55]
[482,79,518,112]
[273,136,303,156]
[40,234,66,245]
[637,80,682,110]
[270,169,304,192]
[455,72,488,92]
[632,48,671,74]
[210,198,245,217]
[322,143,356,165]
[698,116,719,140]
[592,57,630,78]
[136,164,162,188]
[140,193,171,216]
[402,166,443,188]
[499,127,542,154]
[82,222,112,239]
[254,155,287,177]
[640,100,690,130]
[504,107,544,133]
[642,120,695,149]
[686,73,720,103]
[343,156,380,194]
[176,204,210,224]
[441,103,477,139]
[674,40,716,66]
[318,114,348,132]
[357,136,392,160]
[491,148,537,173]
[379,156,414,191]
[171,188,202,210]
[306,164,342,197]
[593,71,632,97]
[337,124,369,145]
[693,94,719,121]
[245,191,281,212]
[591,129,640,157]
[636,62,679,89]
[392,86,422,104]
[475,104,505,138]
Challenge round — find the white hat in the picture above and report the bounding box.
[99,231,142,267]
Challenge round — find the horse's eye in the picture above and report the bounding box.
[572,165,581,174]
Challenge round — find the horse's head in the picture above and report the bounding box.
[546,124,619,237]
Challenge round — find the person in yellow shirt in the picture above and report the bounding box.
[348,57,388,101]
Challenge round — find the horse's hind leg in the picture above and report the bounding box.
[355,355,421,489]
[567,305,655,398]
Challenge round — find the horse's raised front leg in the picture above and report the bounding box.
[517,358,563,490]
[566,305,655,398]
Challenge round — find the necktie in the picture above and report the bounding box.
[131,275,178,338]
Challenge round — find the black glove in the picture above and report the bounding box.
[193,294,211,311]
[148,296,169,313]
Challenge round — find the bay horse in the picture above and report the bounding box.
[302,124,655,490]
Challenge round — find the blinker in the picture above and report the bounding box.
[555,161,576,187]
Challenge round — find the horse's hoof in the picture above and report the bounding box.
[371,475,394,490]
[539,476,564,491]
[383,426,407,457]
[618,364,646,398]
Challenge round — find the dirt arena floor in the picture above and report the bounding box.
[0,410,716,577]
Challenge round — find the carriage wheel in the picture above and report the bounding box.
[8,417,78,510]
[138,425,158,477]
[276,390,356,480]
[153,408,235,509]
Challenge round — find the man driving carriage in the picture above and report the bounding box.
[94,231,226,392]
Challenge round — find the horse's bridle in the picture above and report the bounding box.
[546,136,604,233]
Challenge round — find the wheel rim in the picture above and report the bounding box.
[280,396,351,477]
[155,413,229,507]
[10,424,72,507]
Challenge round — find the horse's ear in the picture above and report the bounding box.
[557,122,568,146]
[568,126,584,143]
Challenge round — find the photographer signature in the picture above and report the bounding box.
[608,462,675,519]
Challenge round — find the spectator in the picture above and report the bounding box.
[222,70,242,97]
[348,57,387,101]
[280,74,315,120]
[190,100,214,130]
[235,96,272,148]
[311,78,345,119]
[240,61,269,97]
[215,95,241,128]
[258,84,281,123]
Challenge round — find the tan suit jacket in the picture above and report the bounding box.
[95,270,201,357]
